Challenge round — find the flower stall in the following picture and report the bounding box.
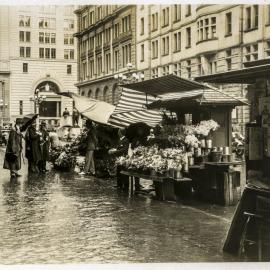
[115,75,248,205]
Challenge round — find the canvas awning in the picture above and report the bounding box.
[108,87,163,128]
[147,88,249,110]
[120,74,210,96]
[195,64,270,84]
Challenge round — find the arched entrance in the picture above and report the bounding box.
[35,81,62,127]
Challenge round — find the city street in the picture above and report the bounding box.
[0,148,240,264]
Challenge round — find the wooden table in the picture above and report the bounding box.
[118,170,192,201]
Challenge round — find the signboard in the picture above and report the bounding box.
[248,127,263,160]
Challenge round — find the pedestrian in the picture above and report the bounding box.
[72,107,80,127]
[84,120,98,175]
[25,121,42,173]
[3,118,24,177]
[63,108,70,117]
[38,121,50,173]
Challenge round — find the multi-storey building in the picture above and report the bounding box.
[74,5,136,105]
[0,5,77,126]
[76,5,270,132]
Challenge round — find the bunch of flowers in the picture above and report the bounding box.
[184,134,200,148]
[195,120,219,137]
[55,151,76,170]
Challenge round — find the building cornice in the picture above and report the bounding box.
[75,74,115,87]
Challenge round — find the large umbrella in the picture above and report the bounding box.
[20,113,38,132]
[58,92,115,125]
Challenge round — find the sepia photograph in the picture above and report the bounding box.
[0,1,270,268]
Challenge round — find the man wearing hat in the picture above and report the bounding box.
[38,121,50,173]
[3,118,23,177]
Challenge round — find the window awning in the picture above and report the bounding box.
[195,64,270,84]
[121,74,210,96]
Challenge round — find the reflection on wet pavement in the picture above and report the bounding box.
[0,148,240,264]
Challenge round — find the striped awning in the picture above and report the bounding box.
[108,87,163,128]
[120,74,210,96]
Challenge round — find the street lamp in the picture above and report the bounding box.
[29,88,47,130]
[114,63,145,84]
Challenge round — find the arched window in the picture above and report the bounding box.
[103,86,108,102]
[95,88,101,100]
[112,83,118,105]
[88,89,92,98]
[81,91,85,96]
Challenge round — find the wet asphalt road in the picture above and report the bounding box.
[0,148,240,264]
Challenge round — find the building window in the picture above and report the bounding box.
[244,6,259,30]
[45,48,50,58]
[20,47,31,57]
[173,62,181,76]
[162,36,169,56]
[244,44,258,62]
[265,40,270,57]
[19,31,24,42]
[226,49,232,70]
[82,61,87,80]
[162,65,170,76]
[122,15,131,33]
[19,101,23,115]
[51,48,56,59]
[63,19,74,30]
[23,63,28,73]
[64,49,74,59]
[97,55,102,76]
[186,27,191,48]
[151,40,158,59]
[114,23,119,39]
[173,31,181,52]
[19,31,31,42]
[246,7,252,29]
[96,32,102,47]
[122,43,131,67]
[39,32,44,43]
[141,44,144,62]
[162,7,170,27]
[89,11,95,25]
[95,88,101,100]
[186,5,191,17]
[173,5,181,22]
[103,86,108,102]
[151,13,158,31]
[105,52,111,74]
[114,49,119,71]
[225,12,232,35]
[39,48,44,58]
[197,16,217,42]
[19,16,31,27]
[88,90,92,98]
[51,33,56,44]
[254,5,259,28]
[151,68,158,78]
[39,18,56,29]
[197,57,202,76]
[186,60,192,78]
[104,28,111,44]
[97,6,102,20]
[140,18,144,35]
[67,64,72,74]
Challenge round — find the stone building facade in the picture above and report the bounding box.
[76,4,270,132]
[74,5,136,105]
[0,5,78,126]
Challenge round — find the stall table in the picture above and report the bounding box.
[118,170,192,201]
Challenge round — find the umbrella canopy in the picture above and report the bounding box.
[20,113,38,132]
[58,92,115,125]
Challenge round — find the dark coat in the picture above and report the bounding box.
[40,128,50,161]
[26,126,42,163]
[3,126,23,170]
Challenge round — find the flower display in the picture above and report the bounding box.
[184,134,199,148]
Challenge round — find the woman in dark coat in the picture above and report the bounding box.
[3,118,24,177]
[25,122,42,173]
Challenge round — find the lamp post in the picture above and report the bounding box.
[29,88,47,130]
[114,63,145,84]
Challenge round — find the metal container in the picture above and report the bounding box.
[174,168,183,179]
[195,147,202,157]
[200,139,206,148]
[223,146,230,155]
[206,139,212,149]
[218,147,223,152]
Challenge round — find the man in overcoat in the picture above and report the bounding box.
[3,118,24,177]
[38,121,50,173]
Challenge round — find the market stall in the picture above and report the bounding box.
[195,60,270,260]
[115,75,247,205]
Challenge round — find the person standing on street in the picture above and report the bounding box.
[3,118,24,177]
[72,107,80,127]
[38,121,50,173]
[25,121,42,173]
[84,120,98,175]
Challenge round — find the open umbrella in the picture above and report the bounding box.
[20,113,38,132]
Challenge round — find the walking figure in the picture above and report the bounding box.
[3,118,24,178]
